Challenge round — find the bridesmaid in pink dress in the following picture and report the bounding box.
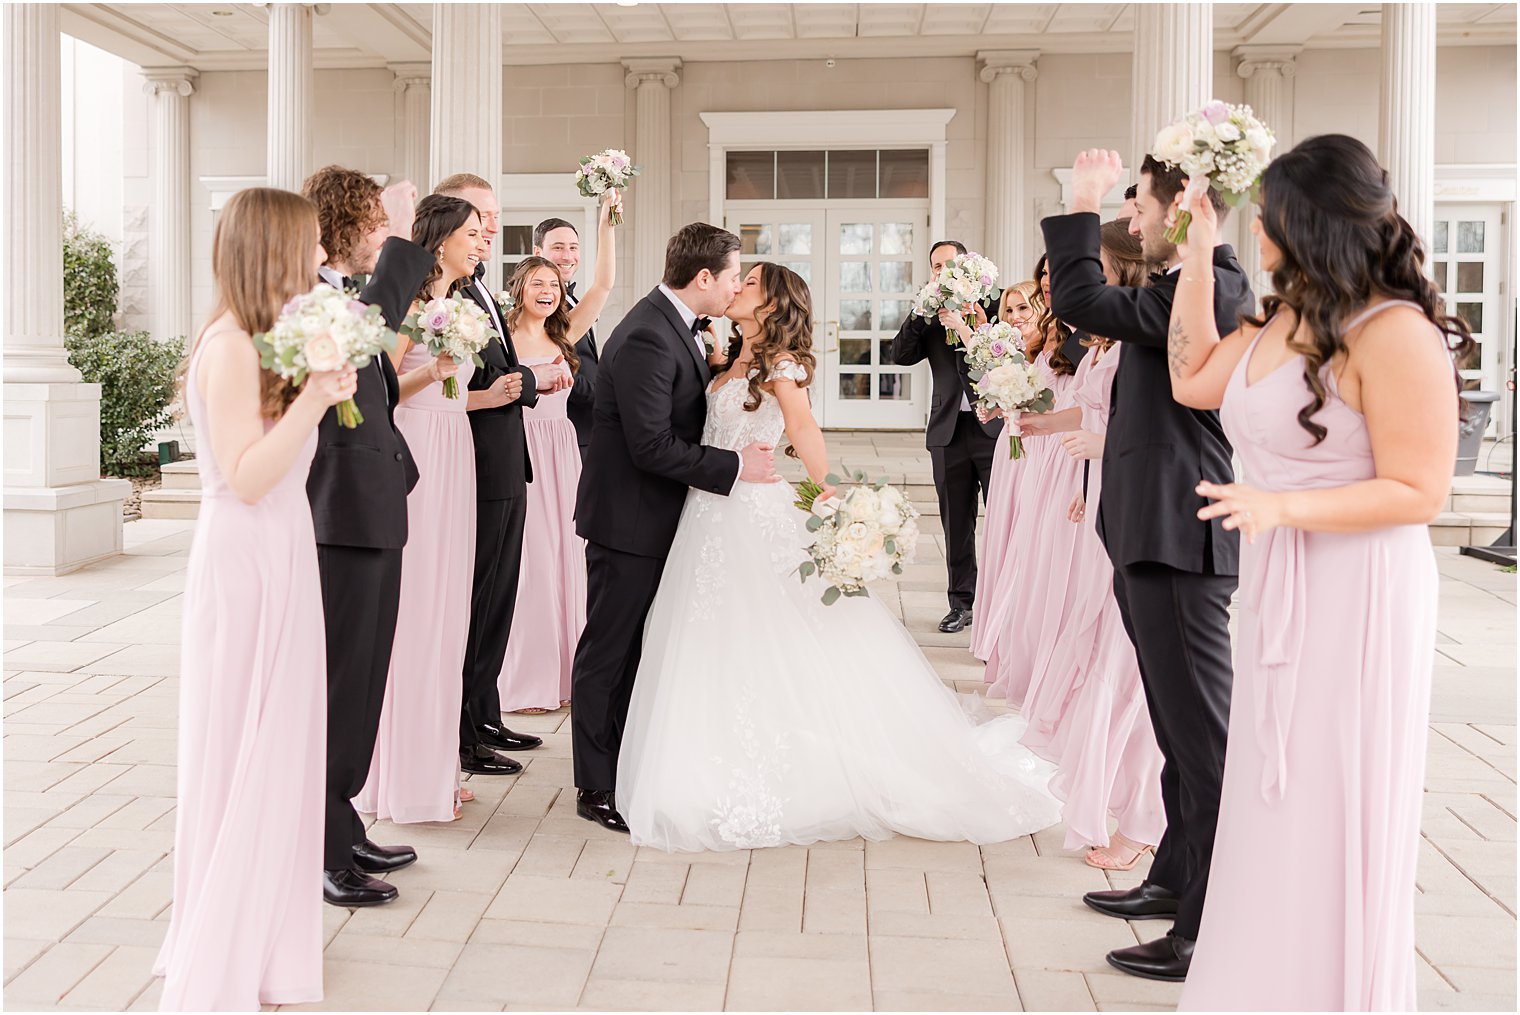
[155,188,358,1010]
[356,195,486,823]
[1167,135,1467,1010]
[500,192,619,713]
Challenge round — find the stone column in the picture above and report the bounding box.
[979,51,1038,278]
[624,58,681,295]
[391,62,431,192]
[1130,3,1214,170]
[266,3,315,192]
[431,3,502,287]
[1379,2,1437,246]
[1234,47,1297,304]
[3,4,129,574]
[142,67,197,341]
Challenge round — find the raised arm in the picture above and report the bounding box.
[567,191,618,341]
[1042,213,1178,347]
[1165,193,1256,410]
[889,313,933,366]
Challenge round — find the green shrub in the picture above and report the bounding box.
[63,212,119,338]
[64,329,184,477]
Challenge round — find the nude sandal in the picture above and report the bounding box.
[1085,832,1155,872]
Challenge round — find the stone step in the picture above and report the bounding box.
[139,488,202,520]
[160,460,200,490]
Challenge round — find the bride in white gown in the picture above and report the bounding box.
[618,262,1062,852]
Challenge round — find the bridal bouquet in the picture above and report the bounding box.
[960,320,1024,372]
[1151,100,1276,244]
[252,282,396,428]
[575,149,639,226]
[974,357,1056,460]
[794,471,921,606]
[911,252,1000,320]
[399,295,498,399]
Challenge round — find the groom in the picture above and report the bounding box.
[570,223,778,831]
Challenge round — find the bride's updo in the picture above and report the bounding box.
[723,262,817,413]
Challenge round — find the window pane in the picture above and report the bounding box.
[839,223,872,255]
[878,338,896,363]
[776,150,825,199]
[879,149,929,199]
[726,151,775,200]
[879,372,912,400]
[777,223,812,255]
[1457,221,1486,254]
[879,261,913,292]
[839,338,872,365]
[499,225,533,256]
[1457,261,1485,293]
[781,261,812,284]
[839,299,872,330]
[879,299,912,332]
[1457,301,1484,333]
[840,261,872,293]
[880,222,914,256]
[1433,261,1448,292]
[1432,220,1449,254]
[838,373,870,399]
[739,223,772,256]
[827,149,877,199]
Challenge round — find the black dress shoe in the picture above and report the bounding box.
[323,867,398,908]
[460,744,523,775]
[1082,882,1181,921]
[576,789,629,833]
[1106,932,1194,981]
[476,721,543,752]
[938,608,973,633]
[352,839,417,874]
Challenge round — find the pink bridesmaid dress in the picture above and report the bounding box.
[1181,302,1441,1012]
[499,355,587,711]
[983,352,1085,705]
[154,338,325,1010]
[354,345,476,823]
[1024,345,1165,852]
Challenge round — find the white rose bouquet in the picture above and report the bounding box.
[1151,100,1276,244]
[794,470,921,606]
[251,282,397,428]
[960,320,1023,373]
[575,148,639,225]
[974,359,1056,460]
[399,295,499,400]
[911,252,1000,320]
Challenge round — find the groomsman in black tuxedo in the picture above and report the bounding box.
[433,173,572,775]
[302,166,435,908]
[889,240,1003,634]
[1041,149,1252,981]
[533,217,601,457]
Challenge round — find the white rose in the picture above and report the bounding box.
[1215,121,1241,143]
[1152,122,1194,162]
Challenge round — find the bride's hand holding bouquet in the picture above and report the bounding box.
[794,470,920,606]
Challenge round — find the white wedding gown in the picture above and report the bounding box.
[618,361,1063,852]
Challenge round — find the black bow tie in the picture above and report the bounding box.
[564,281,577,299]
[692,317,712,335]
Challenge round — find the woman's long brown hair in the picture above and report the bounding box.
[503,256,579,372]
[1084,218,1149,351]
[1029,253,1076,373]
[723,262,817,412]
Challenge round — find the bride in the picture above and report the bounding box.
[618,262,1063,851]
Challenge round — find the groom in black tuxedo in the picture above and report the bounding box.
[533,216,601,457]
[570,223,778,831]
[1042,149,1251,981]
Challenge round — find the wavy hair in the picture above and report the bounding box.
[411,194,480,303]
[1029,253,1077,373]
[723,262,818,414]
[301,165,385,269]
[998,280,1045,348]
[504,256,579,373]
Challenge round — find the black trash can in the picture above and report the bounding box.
[1456,390,1500,476]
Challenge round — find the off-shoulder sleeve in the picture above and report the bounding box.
[768,358,810,384]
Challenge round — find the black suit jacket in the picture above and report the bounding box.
[889,309,1003,448]
[1042,212,1251,576]
[463,270,538,499]
[564,284,600,449]
[306,237,432,550]
[575,287,739,558]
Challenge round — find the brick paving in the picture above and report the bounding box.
[4,434,1515,1011]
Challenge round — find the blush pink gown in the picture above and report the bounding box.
[1180,302,1440,1011]
[354,346,476,823]
[1023,345,1165,851]
[499,355,587,711]
[154,338,324,1010]
[984,352,1085,705]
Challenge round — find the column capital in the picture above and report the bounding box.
[1233,45,1300,79]
[623,57,681,90]
[977,50,1039,84]
[257,2,332,14]
[389,61,431,92]
[141,66,197,97]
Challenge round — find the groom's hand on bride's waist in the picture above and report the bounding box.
[738,442,779,484]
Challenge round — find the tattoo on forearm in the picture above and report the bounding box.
[1168,319,1190,376]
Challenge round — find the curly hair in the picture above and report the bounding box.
[301,165,386,269]
[1029,254,1076,372]
[503,256,580,373]
[998,280,1046,346]
[722,262,817,417]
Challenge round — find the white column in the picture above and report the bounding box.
[1234,47,1297,304]
[142,67,197,341]
[624,58,681,296]
[1379,2,1437,247]
[979,50,1038,278]
[266,3,315,192]
[431,3,502,286]
[391,62,431,192]
[3,3,129,574]
[1131,3,1214,169]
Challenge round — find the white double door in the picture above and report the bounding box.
[725,203,929,429]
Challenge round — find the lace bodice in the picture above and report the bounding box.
[702,360,809,451]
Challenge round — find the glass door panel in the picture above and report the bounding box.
[1431,204,1505,402]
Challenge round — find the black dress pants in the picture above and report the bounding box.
[1111,560,1236,940]
[461,494,528,747]
[318,542,403,870]
[929,411,997,611]
[569,541,666,792]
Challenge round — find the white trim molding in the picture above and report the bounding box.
[1434,164,1518,203]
